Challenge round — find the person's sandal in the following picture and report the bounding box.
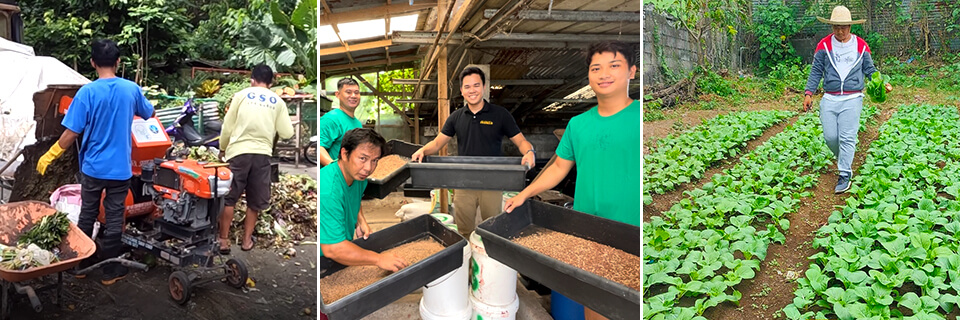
[219,238,232,255]
[241,237,256,252]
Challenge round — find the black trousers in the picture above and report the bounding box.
[77,173,129,271]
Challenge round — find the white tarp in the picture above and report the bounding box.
[0,37,89,164]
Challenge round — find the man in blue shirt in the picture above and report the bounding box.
[37,39,156,285]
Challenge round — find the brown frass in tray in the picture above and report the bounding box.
[513,226,641,291]
[318,238,445,303]
[369,155,410,180]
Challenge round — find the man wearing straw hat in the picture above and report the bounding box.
[803,5,892,194]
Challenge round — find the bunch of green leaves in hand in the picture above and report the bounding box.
[866,71,891,103]
[17,211,71,251]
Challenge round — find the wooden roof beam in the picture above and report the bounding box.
[482,9,641,22]
[319,55,421,72]
[393,31,641,44]
[319,39,394,57]
[391,79,565,86]
[319,1,437,25]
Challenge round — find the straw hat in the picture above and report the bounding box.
[817,6,865,25]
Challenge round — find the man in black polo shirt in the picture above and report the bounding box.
[412,67,535,237]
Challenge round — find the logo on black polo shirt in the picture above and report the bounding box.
[480,120,493,125]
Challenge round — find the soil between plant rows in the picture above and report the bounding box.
[702,106,892,319]
[644,115,799,222]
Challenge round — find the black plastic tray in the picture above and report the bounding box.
[408,156,529,191]
[364,140,421,199]
[318,214,467,320]
[475,200,641,319]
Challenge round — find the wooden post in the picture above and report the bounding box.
[437,36,450,213]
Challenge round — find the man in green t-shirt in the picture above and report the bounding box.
[316,78,364,166]
[503,41,639,320]
[318,128,408,272]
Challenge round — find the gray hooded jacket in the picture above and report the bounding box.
[804,34,877,96]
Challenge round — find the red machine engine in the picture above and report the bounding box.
[151,159,232,228]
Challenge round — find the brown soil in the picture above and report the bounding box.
[11,138,80,202]
[643,115,799,222]
[643,110,723,154]
[513,226,641,291]
[702,104,893,319]
[370,155,410,180]
[318,238,444,303]
[643,96,802,154]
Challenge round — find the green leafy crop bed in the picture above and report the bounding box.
[785,104,960,320]
[643,106,878,319]
[644,110,795,205]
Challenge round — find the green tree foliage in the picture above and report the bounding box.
[19,0,307,85]
[21,0,193,80]
[753,2,808,72]
[238,0,317,83]
[647,0,749,68]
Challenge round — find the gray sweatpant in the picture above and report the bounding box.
[819,96,863,175]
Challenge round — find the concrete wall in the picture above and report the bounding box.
[643,6,743,86]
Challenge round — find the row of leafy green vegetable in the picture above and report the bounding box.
[784,104,960,320]
[643,105,878,319]
[644,110,795,205]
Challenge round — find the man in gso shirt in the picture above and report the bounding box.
[217,64,295,253]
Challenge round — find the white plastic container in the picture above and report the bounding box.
[420,244,472,319]
[501,191,519,213]
[420,296,472,320]
[445,223,459,233]
[431,213,455,224]
[470,293,519,320]
[469,231,518,306]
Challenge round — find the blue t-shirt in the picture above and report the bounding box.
[62,77,155,180]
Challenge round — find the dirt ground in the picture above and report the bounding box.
[4,164,320,320]
[6,243,318,320]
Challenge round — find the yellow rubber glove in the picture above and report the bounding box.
[36,142,65,175]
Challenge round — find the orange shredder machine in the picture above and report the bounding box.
[55,96,249,305]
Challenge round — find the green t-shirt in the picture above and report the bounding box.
[317,160,368,256]
[317,108,363,164]
[555,100,641,226]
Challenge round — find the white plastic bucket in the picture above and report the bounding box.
[445,224,459,233]
[420,296,472,320]
[469,231,518,306]
[470,293,519,320]
[501,192,519,213]
[421,244,472,318]
[431,213,455,224]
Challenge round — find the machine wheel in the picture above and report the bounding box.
[225,259,248,289]
[169,271,192,305]
[303,141,318,165]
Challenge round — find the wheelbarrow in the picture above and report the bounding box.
[0,201,146,319]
